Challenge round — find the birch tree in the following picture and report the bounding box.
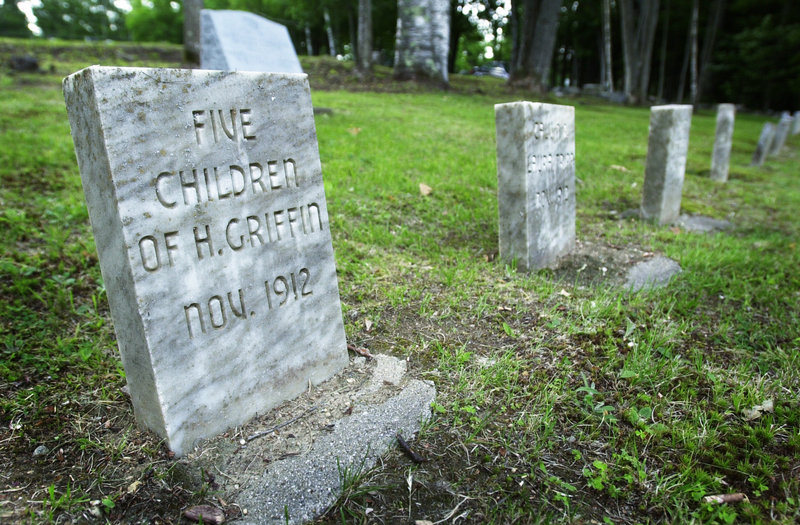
[602,0,613,91]
[618,0,660,104]
[356,0,373,75]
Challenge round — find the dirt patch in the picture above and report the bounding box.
[551,239,667,288]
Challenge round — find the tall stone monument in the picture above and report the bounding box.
[201,10,303,73]
[394,0,450,84]
[640,105,693,225]
[710,103,735,182]
[63,67,347,456]
[495,102,576,271]
[751,122,775,166]
[183,0,203,64]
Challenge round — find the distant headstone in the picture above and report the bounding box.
[792,111,800,135]
[9,55,38,72]
[394,0,450,84]
[183,0,203,63]
[710,103,735,182]
[201,10,303,73]
[770,112,793,155]
[751,122,775,166]
[640,104,693,225]
[63,66,347,456]
[495,102,576,271]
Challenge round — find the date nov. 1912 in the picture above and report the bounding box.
[182,267,313,338]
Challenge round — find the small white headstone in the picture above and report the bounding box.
[495,101,576,271]
[751,122,775,166]
[63,67,347,456]
[770,112,793,155]
[641,104,693,225]
[710,103,735,182]
[201,10,303,73]
[792,111,800,135]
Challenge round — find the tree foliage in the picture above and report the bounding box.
[17,0,799,110]
[33,0,127,40]
[711,0,800,110]
[0,0,32,38]
[545,0,800,109]
[126,0,182,43]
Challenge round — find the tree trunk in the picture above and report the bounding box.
[602,0,613,92]
[447,0,460,74]
[510,0,521,72]
[689,0,699,105]
[356,0,373,75]
[619,0,660,104]
[676,4,692,102]
[638,1,660,103]
[324,8,336,56]
[348,8,357,62]
[656,0,670,101]
[393,0,451,85]
[508,0,562,93]
[305,25,313,56]
[696,0,725,103]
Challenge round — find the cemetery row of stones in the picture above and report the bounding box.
[58,7,797,522]
[62,63,794,521]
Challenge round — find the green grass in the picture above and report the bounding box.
[1,38,799,523]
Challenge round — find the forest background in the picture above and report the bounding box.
[1,0,798,112]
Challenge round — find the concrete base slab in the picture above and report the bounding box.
[674,214,732,233]
[175,354,435,524]
[619,209,732,233]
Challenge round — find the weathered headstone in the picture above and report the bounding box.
[751,122,775,166]
[63,66,347,456]
[640,104,693,225]
[201,10,303,73]
[394,0,450,84]
[183,0,203,64]
[792,111,800,135]
[770,112,793,155]
[495,102,576,271]
[710,103,735,182]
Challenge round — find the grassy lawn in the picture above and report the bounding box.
[1,38,799,523]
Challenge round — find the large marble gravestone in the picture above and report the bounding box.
[201,10,303,73]
[63,66,347,456]
[495,102,576,272]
